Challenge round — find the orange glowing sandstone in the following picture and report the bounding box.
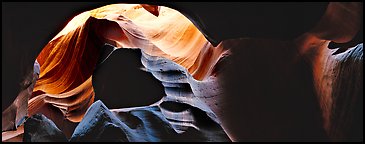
[30,4,227,122]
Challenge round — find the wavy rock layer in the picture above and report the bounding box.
[141,50,229,125]
[2,2,362,142]
[28,4,226,124]
[70,100,230,142]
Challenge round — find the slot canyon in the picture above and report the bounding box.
[2,2,363,142]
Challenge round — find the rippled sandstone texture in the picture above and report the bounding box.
[27,4,227,123]
[3,4,229,141]
[2,2,363,142]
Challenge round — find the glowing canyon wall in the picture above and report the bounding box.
[2,2,363,142]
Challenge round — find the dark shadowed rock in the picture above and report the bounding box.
[2,61,40,132]
[219,39,328,141]
[23,114,67,142]
[327,44,363,141]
